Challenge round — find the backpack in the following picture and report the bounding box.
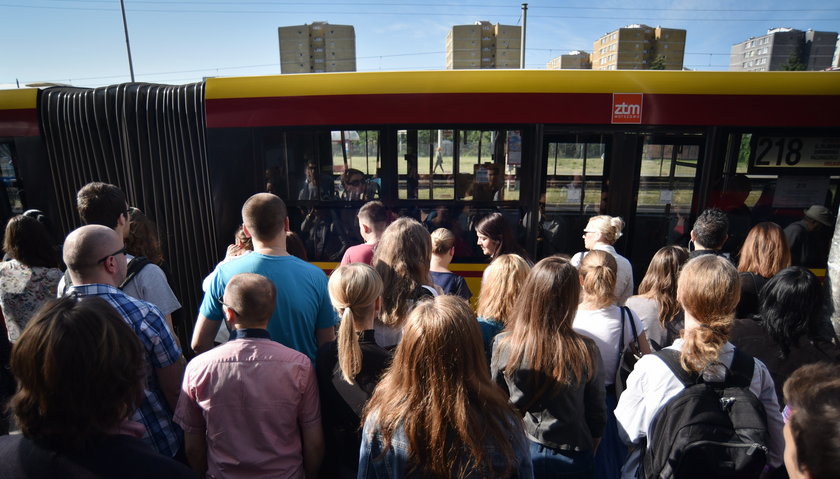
[64,256,151,291]
[641,348,770,479]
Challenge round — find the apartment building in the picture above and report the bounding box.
[278,22,356,74]
[547,51,592,70]
[591,24,686,70]
[730,28,838,71]
[446,21,521,69]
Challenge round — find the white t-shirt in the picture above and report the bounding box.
[614,340,785,476]
[573,305,644,385]
[625,296,666,348]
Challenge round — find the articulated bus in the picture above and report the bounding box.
[1,70,839,344]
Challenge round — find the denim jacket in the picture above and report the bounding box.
[357,413,534,478]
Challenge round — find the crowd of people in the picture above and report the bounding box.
[0,180,838,479]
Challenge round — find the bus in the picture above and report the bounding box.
[1,70,839,344]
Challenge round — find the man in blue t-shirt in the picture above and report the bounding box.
[191,193,337,361]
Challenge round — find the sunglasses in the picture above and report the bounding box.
[96,246,127,264]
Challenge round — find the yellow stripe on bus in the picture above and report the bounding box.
[206,70,840,100]
[0,88,38,110]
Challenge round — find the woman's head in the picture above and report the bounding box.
[476,254,531,325]
[638,245,689,326]
[329,263,383,383]
[373,217,432,327]
[503,256,594,385]
[430,227,455,256]
[3,214,60,268]
[677,255,740,372]
[738,222,790,278]
[11,296,146,450]
[583,215,625,248]
[760,266,823,357]
[475,212,522,260]
[579,250,618,308]
[365,294,519,476]
[125,207,164,265]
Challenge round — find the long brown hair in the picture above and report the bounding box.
[125,208,164,265]
[363,295,521,478]
[500,256,595,386]
[372,217,432,329]
[638,245,689,328]
[677,255,740,373]
[328,264,383,384]
[737,222,790,278]
[579,250,618,309]
[476,254,531,325]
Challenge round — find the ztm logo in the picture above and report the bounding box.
[612,93,643,124]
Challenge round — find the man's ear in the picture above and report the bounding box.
[284,217,290,232]
[362,223,372,234]
[689,230,696,242]
[242,224,252,238]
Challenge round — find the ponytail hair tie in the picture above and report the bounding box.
[698,323,726,336]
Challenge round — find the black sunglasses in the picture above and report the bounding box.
[96,247,127,264]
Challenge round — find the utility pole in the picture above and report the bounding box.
[520,3,528,69]
[120,0,136,82]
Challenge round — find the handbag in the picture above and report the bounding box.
[615,306,642,398]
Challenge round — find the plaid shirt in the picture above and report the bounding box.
[68,283,183,457]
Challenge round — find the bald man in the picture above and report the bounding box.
[175,274,324,478]
[63,225,185,458]
[191,193,337,360]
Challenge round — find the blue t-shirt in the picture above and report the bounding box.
[199,253,337,361]
[430,271,472,301]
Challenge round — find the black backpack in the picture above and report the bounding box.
[641,348,770,479]
[64,256,151,291]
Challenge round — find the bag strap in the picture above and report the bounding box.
[653,349,698,387]
[624,306,640,351]
[654,348,755,389]
[119,256,151,290]
[331,362,368,418]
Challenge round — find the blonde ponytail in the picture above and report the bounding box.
[329,264,384,384]
[580,250,617,308]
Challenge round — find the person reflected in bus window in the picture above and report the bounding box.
[298,161,321,200]
[340,168,368,201]
[470,163,503,202]
[434,147,445,173]
[784,205,835,268]
[301,208,348,262]
[475,212,530,264]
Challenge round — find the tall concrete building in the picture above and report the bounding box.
[278,22,356,74]
[547,51,592,70]
[591,24,686,70]
[446,21,521,69]
[730,28,838,71]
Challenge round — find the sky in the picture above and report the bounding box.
[2,0,839,88]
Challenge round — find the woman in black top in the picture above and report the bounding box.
[735,222,790,318]
[316,263,392,479]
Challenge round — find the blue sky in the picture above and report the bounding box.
[2,0,838,88]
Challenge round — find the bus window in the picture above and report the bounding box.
[398,129,522,202]
[0,143,23,214]
[330,130,381,200]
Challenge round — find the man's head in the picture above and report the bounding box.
[63,225,128,287]
[241,193,288,242]
[691,208,729,250]
[221,273,277,329]
[342,168,366,200]
[358,201,388,241]
[76,182,130,237]
[802,205,834,231]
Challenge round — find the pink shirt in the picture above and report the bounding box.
[340,242,376,266]
[174,337,321,479]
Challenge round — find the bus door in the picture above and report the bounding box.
[627,134,704,279]
[539,134,609,259]
[0,141,24,224]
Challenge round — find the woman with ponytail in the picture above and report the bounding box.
[573,250,650,479]
[614,255,785,478]
[316,263,391,479]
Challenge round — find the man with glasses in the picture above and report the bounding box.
[57,182,181,330]
[62,224,186,459]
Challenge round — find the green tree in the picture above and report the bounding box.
[782,51,806,71]
[649,55,667,70]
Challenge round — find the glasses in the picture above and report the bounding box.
[96,246,127,264]
[219,299,239,317]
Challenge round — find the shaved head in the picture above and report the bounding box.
[223,273,277,327]
[241,193,287,241]
[63,225,125,285]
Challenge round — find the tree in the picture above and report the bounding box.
[649,55,667,70]
[782,51,806,71]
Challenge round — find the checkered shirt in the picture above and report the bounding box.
[67,283,183,457]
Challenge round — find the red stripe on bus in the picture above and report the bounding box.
[0,109,39,137]
[205,93,840,129]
